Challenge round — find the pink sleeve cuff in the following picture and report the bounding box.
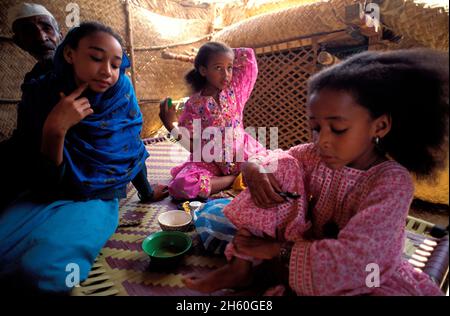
[289,241,315,296]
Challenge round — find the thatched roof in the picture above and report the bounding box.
[213,0,449,51]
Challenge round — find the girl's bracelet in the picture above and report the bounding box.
[278,241,294,265]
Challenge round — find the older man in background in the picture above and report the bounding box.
[0,3,63,210]
[9,2,63,81]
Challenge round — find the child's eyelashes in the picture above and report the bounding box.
[90,55,102,62]
[331,128,348,135]
[214,65,233,72]
[90,55,120,69]
[310,126,348,135]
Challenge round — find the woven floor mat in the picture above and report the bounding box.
[72,139,448,295]
[72,139,255,296]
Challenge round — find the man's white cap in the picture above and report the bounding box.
[8,3,56,31]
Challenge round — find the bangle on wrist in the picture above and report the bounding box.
[278,241,293,265]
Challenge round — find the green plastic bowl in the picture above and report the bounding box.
[142,231,192,266]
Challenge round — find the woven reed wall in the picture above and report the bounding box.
[0,38,34,140]
[213,0,354,48]
[214,0,448,51]
[1,0,448,142]
[380,0,449,51]
[244,45,317,150]
[130,5,210,136]
[213,0,449,149]
[0,103,18,141]
[220,0,321,27]
[130,6,211,99]
[130,0,211,19]
[214,0,350,149]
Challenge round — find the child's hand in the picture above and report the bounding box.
[233,229,281,260]
[241,162,285,209]
[44,83,92,135]
[151,183,169,201]
[159,97,178,133]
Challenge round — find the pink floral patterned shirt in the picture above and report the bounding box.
[286,144,443,296]
[178,48,264,175]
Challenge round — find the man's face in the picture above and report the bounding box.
[13,15,62,62]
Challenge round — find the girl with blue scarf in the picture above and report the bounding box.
[0,22,168,293]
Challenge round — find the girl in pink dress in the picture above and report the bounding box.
[161,42,265,200]
[183,48,448,296]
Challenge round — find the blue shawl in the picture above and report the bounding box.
[22,30,148,198]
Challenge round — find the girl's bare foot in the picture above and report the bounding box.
[182,258,252,293]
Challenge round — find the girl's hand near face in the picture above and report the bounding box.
[44,83,93,136]
[241,161,285,209]
[41,83,93,166]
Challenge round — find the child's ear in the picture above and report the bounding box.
[63,46,74,64]
[199,66,207,77]
[374,114,392,138]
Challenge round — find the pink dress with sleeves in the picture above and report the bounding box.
[223,143,443,296]
[168,48,266,199]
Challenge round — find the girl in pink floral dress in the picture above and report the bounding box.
[162,42,265,200]
[183,49,448,296]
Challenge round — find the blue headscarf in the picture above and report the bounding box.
[45,26,149,197]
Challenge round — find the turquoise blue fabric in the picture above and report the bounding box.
[19,26,148,198]
[0,197,118,293]
[194,198,236,255]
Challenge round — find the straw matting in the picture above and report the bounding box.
[221,0,320,27]
[131,0,212,20]
[243,45,316,150]
[131,5,209,102]
[380,0,449,52]
[72,139,230,296]
[139,100,162,140]
[0,40,35,101]
[212,0,354,48]
[212,0,449,51]
[71,139,448,295]
[0,103,17,142]
[123,3,211,136]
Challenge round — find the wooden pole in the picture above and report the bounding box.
[125,0,137,95]
[134,35,211,52]
[209,3,216,34]
[317,51,341,65]
[161,50,195,63]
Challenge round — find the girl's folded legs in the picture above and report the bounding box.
[169,168,236,200]
[210,174,237,194]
